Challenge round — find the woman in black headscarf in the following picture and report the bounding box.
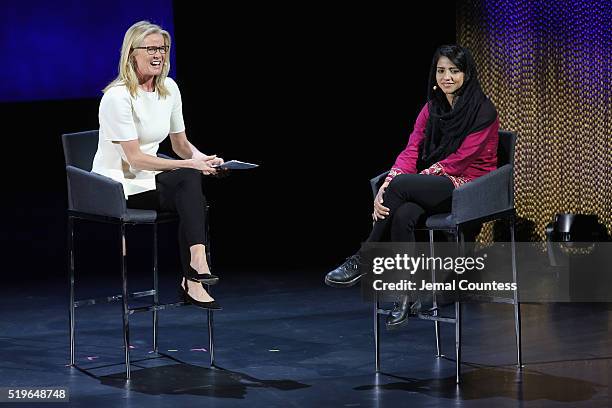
[325,45,499,328]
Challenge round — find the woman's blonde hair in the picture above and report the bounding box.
[103,21,172,98]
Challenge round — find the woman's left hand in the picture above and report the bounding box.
[373,182,390,221]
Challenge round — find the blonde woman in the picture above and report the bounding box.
[92,21,222,310]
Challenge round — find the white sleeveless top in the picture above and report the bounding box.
[91,77,185,198]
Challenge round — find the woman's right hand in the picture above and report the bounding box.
[190,155,219,175]
[373,182,390,221]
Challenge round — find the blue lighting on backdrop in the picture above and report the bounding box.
[1,0,175,102]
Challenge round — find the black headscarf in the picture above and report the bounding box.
[418,45,497,170]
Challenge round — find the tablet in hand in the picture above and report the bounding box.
[213,160,259,170]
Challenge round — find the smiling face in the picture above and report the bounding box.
[435,56,465,96]
[132,33,166,82]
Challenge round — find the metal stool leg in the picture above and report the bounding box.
[430,230,442,357]
[455,301,461,384]
[374,291,380,372]
[510,217,523,368]
[119,223,131,379]
[68,216,76,367]
[203,206,216,368]
[455,228,463,384]
[152,224,159,353]
[208,306,215,367]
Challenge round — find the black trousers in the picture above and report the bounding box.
[367,174,455,303]
[127,168,208,277]
[367,174,454,243]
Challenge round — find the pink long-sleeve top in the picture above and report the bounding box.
[386,103,499,188]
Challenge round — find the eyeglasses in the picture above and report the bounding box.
[133,46,169,55]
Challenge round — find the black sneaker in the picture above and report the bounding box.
[324,254,364,287]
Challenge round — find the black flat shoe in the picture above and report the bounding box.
[179,285,222,310]
[185,265,219,286]
[324,254,364,287]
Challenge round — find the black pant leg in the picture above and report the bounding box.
[390,202,427,242]
[128,169,209,278]
[367,174,454,243]
[155,168,208,246]
[126,189,162,210]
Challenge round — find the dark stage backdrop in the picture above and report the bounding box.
[1,3,455,282]
[171,3,456,272]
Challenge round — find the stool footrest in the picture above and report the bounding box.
[376,307,457,323]
[416,312,456,324]
[459,293,516,304]
[74,289,156,308]
[128,301,187,315]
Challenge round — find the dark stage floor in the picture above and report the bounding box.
[1,270,611,407]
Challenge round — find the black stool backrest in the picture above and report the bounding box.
[62,130,99,171]
[497,130,517,167]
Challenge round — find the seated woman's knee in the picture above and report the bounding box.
[387,173,415,194]
[386,175,403,193]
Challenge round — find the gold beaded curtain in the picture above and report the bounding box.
[457,0,612,240]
